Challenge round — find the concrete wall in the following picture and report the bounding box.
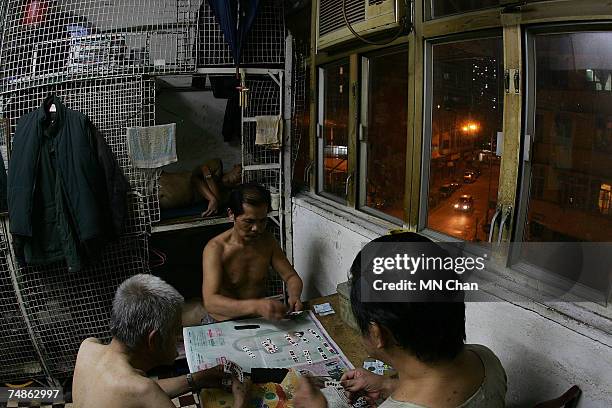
[292,195,612,408]
[156,82,241,172]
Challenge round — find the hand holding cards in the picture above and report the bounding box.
[223,361,244,383]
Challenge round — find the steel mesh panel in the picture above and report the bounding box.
[0,77,156,235]
[243,77,282,118]
[243,168,281,196]
[0,0,197,93]
[0,225,45,383]
[265,222,284,298]
[291,39,308,177]
[15,234,148,378]
[196,0,285,67]
[242,121,282,167]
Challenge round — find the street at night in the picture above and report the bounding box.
[428,161,500,241]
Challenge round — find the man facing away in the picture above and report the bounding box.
[73,274,247,408]
[202,183,303,322]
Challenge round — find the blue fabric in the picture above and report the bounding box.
[207,0,260,66]
[160,202,208,220]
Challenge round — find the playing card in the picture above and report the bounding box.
[223,361,244,383]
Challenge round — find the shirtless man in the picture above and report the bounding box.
[202,183,303,322]
[159,159,242,217]
[73,274,247,408]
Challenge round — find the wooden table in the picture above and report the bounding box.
[306,294,368,369]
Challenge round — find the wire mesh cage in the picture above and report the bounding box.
[242,121,282,167]
[0,0,198,94]
[15,234,149,378]
[0,76,156,235]
[196,0,285,67]
[291,38,308,177]
[0,0,290,384]
[243,76,282,118]
[0,223,46,383]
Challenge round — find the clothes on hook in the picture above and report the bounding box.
[7,94,130,272]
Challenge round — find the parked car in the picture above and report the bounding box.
[454,194,474,212]
[449,182,460,192]
[438,184,454,198]
[463,169,479,183]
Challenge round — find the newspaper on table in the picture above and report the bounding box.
[184,311,353,375]
[185,312,363,408]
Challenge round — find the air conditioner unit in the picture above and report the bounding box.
[316,0,406,51]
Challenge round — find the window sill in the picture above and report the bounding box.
[293,191,405,239]
[293,196,612,344]
[418,229,612,345]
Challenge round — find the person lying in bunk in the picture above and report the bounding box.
[293,232,507,408]
[158,158,242,218]
[72,274,249,408]
[201,183,304,323]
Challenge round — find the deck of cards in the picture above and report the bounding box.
[313,302,335,316]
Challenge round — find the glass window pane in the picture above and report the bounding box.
[429,0,500,19]
[321,60,350,200]
[524,32,612,242]
[363,49,409,220]
[427,37,503,241]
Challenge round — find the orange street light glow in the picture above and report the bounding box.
[461,122,479,132]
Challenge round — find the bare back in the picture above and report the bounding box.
[72,338,174,408]
[158,171,194,209]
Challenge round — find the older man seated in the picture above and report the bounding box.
[295,233,507,408]
[72,274,248,408]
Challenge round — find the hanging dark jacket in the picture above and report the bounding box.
[8,95,130,271]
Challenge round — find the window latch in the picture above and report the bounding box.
[514,70,520,94]
[523,134,534,162]
[497,206,513,243]
[345,172,353,197]
[359,124,368,141]
[304,160,314,184]
[504,69,510,93]
[488,206,503,243]
[317,124,323,139]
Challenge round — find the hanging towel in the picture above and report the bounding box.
[126,123,177,168]
[255,115,282,146]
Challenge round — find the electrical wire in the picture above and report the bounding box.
[341,0,412,46]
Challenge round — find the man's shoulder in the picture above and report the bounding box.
[205,230,231,251]
[77,337,102,356]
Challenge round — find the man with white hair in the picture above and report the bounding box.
[73,274,248,408]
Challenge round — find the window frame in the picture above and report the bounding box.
[418,30,505,238]
[358,45,411,225]
[316,58,351,205]
[425,0,508,21]
[508,22,612,304]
